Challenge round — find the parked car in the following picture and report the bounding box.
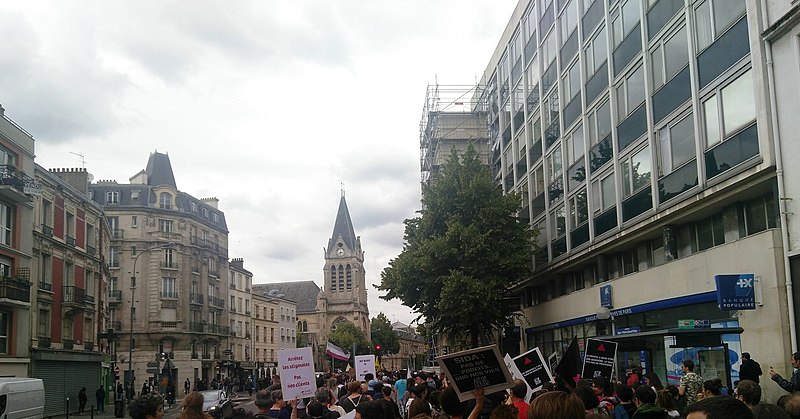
[200,390,233,419]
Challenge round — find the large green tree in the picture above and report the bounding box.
[379,146,534,347]
[328,321,370,357]
[370,312,400,356]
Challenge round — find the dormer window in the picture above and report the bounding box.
[212,213,219,223]
[106,191,119,204]
[159,192,172,210]
[202,208,209,218]
[191,202,198,213]
[131,190,140,200]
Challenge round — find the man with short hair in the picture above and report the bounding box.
[679,359,704,405]
[735,380,761,409]
[783,392,800,419]
[771,352,800,393]
[684,396,753,419]
[739,353,763,384]
[254,390,272,418]
[315,387,345,417]
[632,386,668,419]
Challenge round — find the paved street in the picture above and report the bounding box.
[47,392,257,419]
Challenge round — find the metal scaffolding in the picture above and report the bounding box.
[419,84,491,187]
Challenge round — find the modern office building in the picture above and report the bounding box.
[88,151,231,390]
[450,0,796,400]
[30,166,111,416]
[0,106,37,378]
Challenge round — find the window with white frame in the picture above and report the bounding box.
[85,271,94,297]
[547,146,563,180]
[592,171,616,213]
[702,69,755,148]
[616,64,645,121]
[560,0,578,41]
[109,246,120,268]
[651,25,689,90]
[658,112,695,175]
[0,202,13,246]
[566,124,585,165]
[162,277,176,298]
[63,316,73,340]
[163,248,175,268]
[106,191,119,204]
[159,192,172,209]
[621,146,652,198]
[524,4,537,41]
[587,100,612,146]
[694,0,746,52]
[570,189,589,228]
[191,202,198,213]
[159,219,173,233]
[527,59,540,95]
[563,61,581,102]
[611,0,641,48]
[131,216,137,228]
[584,26,608,77]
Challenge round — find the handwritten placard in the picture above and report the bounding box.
[438,345,514,401]
[278,347,316,400]
[354,355,376,382]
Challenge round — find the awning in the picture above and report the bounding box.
[594,327,744,351]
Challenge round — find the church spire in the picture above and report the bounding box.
[329,195,357,251]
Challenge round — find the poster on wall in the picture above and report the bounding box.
[438,345,514,401]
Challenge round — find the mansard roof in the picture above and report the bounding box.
[145,151,177,188]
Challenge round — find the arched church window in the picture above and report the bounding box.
[346,264,352,289]
[338,264,344,291]
[330,265,337,292]
[303,321,308,332]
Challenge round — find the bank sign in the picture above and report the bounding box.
[715,274,756,310]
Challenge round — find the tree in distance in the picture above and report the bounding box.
[370,312,400,356]
[378,146,534,348]
[328,320,370,357]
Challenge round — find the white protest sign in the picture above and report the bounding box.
[278,347,316,400]
[504,354,533,402]
[355,355,376,382]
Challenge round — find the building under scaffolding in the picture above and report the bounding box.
[419,84,490,188]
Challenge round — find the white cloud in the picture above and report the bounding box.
[3,0,517,324]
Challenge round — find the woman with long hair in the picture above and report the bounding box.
[645,372,665,392]
[180,392,212,419]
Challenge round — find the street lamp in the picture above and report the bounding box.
[127,241,174,413]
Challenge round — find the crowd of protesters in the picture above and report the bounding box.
[124,350,800,419]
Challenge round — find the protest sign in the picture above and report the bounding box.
[438,345,514,401]
[354,355,376,382]
[504,354,533,402]
[278,347,316,400]
[581,338,618,381]
[547,352,558,375]
[513,347,553,393]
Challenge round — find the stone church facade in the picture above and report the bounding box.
[252,193,370,368]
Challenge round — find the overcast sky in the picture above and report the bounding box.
[1,0,516,325]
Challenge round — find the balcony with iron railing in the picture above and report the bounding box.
[62,339,74,349]
[109,258,120,268]
[208,296,224,309]
[86,244,96,256]
[190,293,204,305]
[38,336,51,348]
[229,282,236,289]
[160,261,178,270]
[108,290,122,304]
[62,286,86,306]
[208,268,219,279]
[65,235,76,247]
[191,265,200,274]
[189,322,205,333]
[0,164,34,202]
[85,293,95,304]
[111,229,124,239]
[160,291,178,299]
[202,352,211,359]
[38,281,52,292]
[41,224,54,237]
[0,276,32,303]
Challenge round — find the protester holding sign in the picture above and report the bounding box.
[437,345,514,401]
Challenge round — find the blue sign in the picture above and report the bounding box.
[616,326,640,335]
[600,285,613,308]
[715,274,756,310]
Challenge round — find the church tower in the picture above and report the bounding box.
[320,193,371,340]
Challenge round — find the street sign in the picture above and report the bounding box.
[223,349,233,355]
[147,361,159,368]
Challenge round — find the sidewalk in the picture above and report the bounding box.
[47,392,254,419]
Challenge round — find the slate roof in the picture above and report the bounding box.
[329,195,357,251]
[252,281,320,314]
[145,151,177,188]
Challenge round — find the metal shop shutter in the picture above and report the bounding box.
[32,360,100,417]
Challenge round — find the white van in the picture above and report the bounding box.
[0,378,45,419]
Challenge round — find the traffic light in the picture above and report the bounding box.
[160,352,167,361]
[375,344,381,352]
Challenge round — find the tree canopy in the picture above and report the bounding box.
[328,321,370,356]
[378,146,534,347]
[370,312,400,355]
